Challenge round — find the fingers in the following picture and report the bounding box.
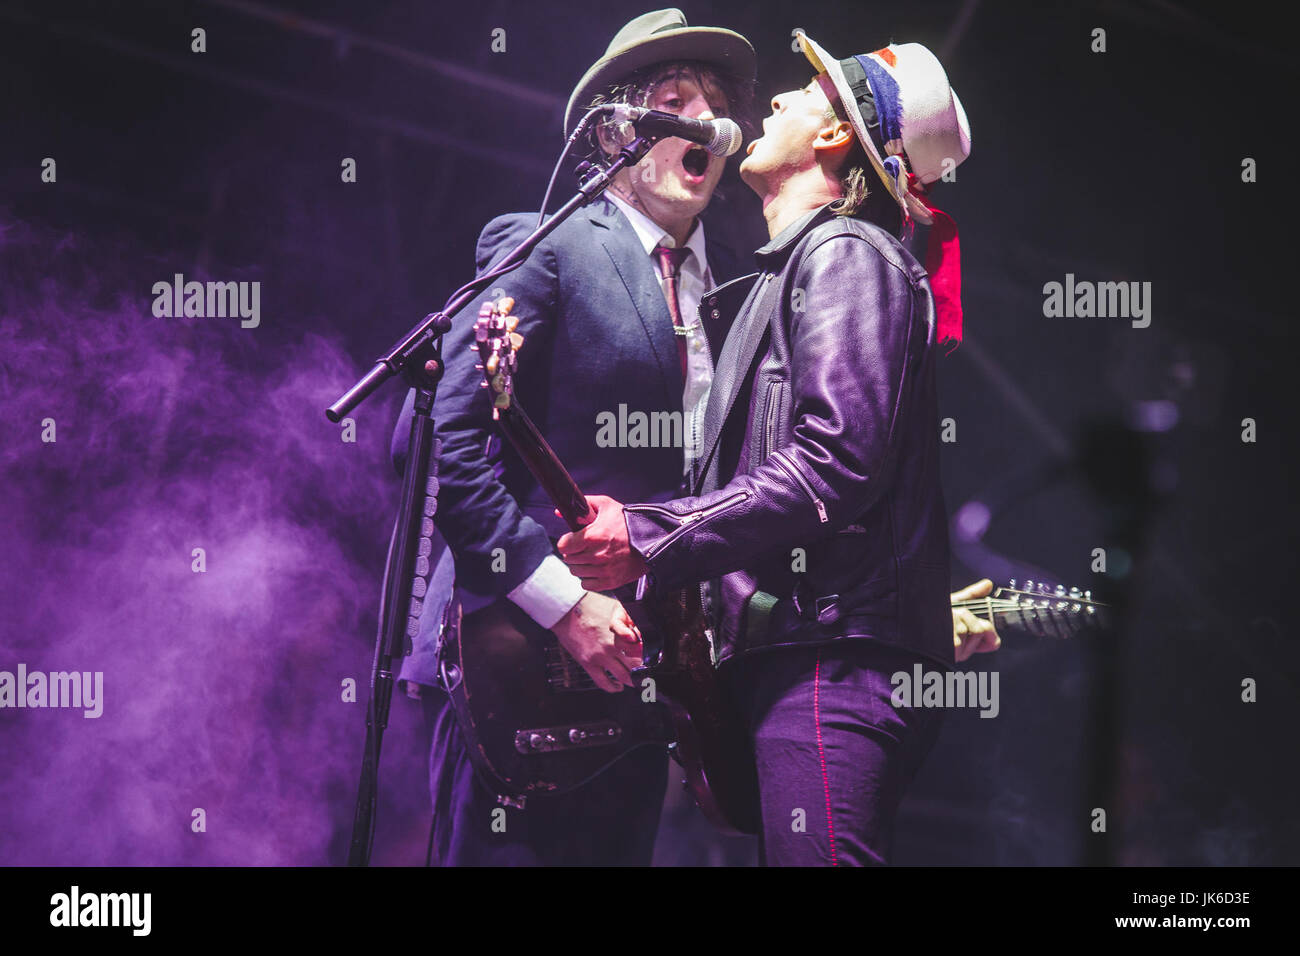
[953,608,978,637]
[611,620,643,668]
[559,549,601,571]
[965,616,1000,655]
[565,564,630,592]
[953,627,1002,664]
[953,605,1001,663]
[602,572,636,591]
[954,625,976,663]
[587,665,624,694]
[949,578,995,602]
[555,505,598,524]
[557,497,605,530]
[580,495,612,526]
[587,656,634,693]
[556,528,602,560]
[611,607,642,642]
[551,594,638,693]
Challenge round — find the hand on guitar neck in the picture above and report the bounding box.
[951,578,1002,662]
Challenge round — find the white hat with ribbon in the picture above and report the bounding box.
[797,30,971,345]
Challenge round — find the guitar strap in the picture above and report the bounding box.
[694,270,785,497]
[744,590,780,647]
[744,577,885,647]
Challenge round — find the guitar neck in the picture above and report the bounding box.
[494,401,591,532]
[953,589,1107,640]
[491,396,1105,642]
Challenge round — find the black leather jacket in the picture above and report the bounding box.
[623,203,953,668]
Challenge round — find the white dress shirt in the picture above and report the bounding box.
[506,194,716,629]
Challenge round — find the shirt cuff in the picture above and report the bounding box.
[507,554,587,630]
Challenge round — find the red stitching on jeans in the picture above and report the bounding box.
[814,651,838,866]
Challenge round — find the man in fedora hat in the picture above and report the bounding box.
[559,31,974,865]
[390,9,755,866]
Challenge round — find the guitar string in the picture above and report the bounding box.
[543,600,1094,689]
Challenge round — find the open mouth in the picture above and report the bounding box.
[681,146,709,179]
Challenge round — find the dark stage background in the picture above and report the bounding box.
[1,0,1296,866]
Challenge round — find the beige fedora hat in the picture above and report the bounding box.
[564,8,755,137]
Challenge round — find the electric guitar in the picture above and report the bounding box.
[443,298,1109,832]
[438,298,758,833]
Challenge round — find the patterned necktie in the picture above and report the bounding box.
[653,244,692,379]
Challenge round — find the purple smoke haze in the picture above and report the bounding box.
[0,214,427,864]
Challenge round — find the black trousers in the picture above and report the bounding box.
[419,691,667,866]
[721,640,947,866]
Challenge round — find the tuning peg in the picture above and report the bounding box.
[1009,579,1018,588]
[498,296,515,314]
[1084,590,1092,600]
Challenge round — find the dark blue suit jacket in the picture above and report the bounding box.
[393,197,741,686]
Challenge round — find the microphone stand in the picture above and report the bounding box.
[334,134,657,867]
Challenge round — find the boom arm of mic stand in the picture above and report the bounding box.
[326,136,656,423]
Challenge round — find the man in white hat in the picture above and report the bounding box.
[560,31,975,864]
[391,9,755,866]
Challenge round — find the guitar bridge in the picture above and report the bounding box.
[514,721,623,754]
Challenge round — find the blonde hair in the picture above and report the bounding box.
[823,102,871,217]
[822,101,901,233]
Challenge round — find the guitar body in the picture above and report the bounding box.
[462,299,760,815]
[628,586,761,836]
[442,597,668,800]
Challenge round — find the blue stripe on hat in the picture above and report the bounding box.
[854,54,902,144]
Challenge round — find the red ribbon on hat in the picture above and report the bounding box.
[906,173,962,349]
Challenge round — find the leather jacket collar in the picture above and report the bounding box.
[754,202,838,267]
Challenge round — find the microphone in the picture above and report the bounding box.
[608,106,743,157]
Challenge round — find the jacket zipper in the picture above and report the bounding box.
[699,580,716,666]
[632,490,750,560]
[762,381,779,461]
[770,449,828,523]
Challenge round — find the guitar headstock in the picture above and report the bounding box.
[957,580,1110,640]
[474,297,524,419]
[999,580,1108,638]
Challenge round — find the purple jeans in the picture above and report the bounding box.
[721,640,947,866]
